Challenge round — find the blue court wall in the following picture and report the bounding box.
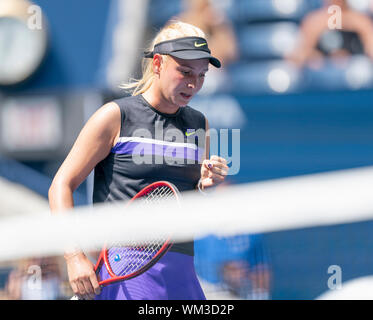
[204,89,373,184]
[232,89,373,299]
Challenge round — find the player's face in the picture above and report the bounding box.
[159,56,209,107]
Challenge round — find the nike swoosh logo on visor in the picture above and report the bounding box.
[194,42,207,48]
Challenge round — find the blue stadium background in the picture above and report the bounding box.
[1,0,373,299]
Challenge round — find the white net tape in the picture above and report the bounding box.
[1,166,373,262]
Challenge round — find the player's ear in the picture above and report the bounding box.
[153,54,163,75]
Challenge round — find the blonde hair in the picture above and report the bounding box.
[120,21,206,96]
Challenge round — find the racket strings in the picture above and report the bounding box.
[107,185,176,277]
[144,186,175,204]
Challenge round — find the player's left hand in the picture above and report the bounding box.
[200,155,229,189]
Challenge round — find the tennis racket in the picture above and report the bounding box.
[71,181,180,300]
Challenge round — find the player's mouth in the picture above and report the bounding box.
[180,92,192,100]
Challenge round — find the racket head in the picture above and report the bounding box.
[97,181,180,286]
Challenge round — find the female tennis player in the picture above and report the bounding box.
[48,21,229,300]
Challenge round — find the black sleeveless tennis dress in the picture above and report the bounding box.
[93,94,207,300]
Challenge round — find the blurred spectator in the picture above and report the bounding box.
[220,260,251,298]
[175,0,238,67]
[219,234,272,300]
[288,0,373,68]
[195,233,272,300]
[5,257,65,300]
[169,0,238,93]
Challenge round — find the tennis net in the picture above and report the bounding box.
[1,166,373,300]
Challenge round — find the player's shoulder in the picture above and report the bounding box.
[112,94,140,109]
[87,100,120,126]
[106,94,145,120]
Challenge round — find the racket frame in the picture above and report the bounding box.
[95,181,180,287]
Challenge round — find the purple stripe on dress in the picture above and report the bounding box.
[95,252,206,300]
[112,141,204,162]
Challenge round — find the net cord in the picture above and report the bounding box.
[1,166,373,261]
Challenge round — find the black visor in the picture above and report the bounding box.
[144,36,221,68]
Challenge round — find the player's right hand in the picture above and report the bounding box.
[65,252,101,300]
